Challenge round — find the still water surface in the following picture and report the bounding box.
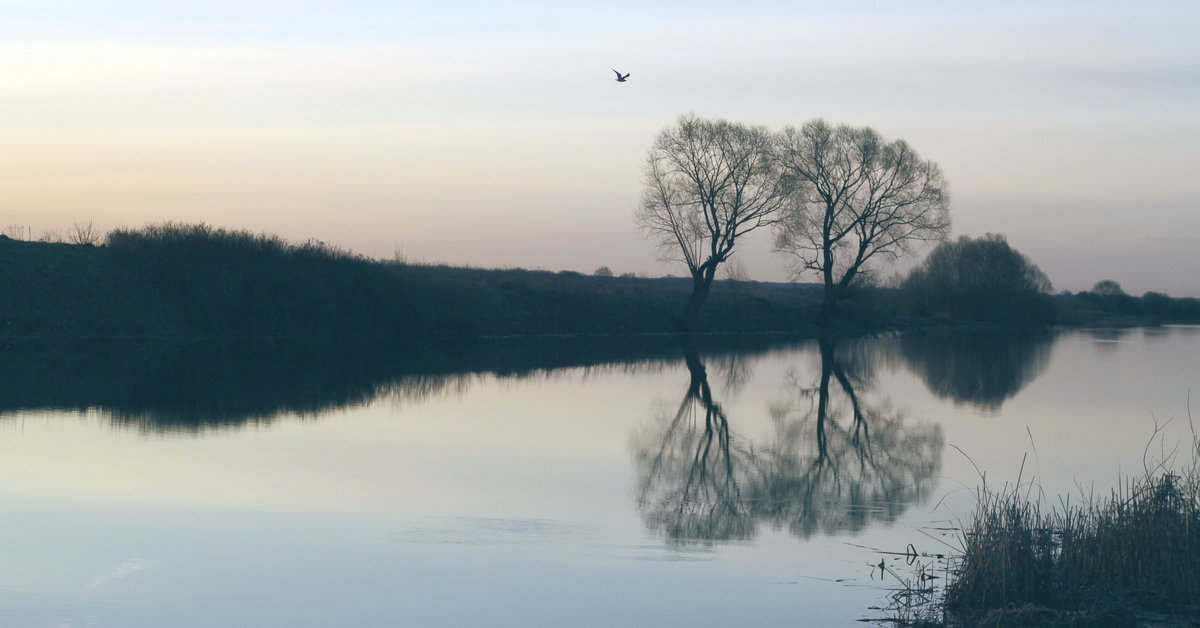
[2,327,1198,627]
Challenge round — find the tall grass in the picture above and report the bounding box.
[937,419,1200,625]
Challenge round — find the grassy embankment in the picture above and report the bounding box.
[3,223,1199,339]
[0,223,829,339]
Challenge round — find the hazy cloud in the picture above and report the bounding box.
[87,558,147,589]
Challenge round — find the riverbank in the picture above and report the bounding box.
[1,227,828,338]
[886,428,1200,627]
[3,225,1198,340]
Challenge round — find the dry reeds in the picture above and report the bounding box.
[942,419,1200,625]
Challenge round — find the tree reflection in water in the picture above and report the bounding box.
[634,336,944,544]
[896,329,1055,412]
[0,335,815,434]
[634,342,757,542]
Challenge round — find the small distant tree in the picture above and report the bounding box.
[637,114,791,332]
[774,119,950,323]
[1085,279,1139,314]
[593,266,614,277]
[900,234,1053,322]
[1091,279,1125,297]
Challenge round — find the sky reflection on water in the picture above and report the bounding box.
[1,328,1197,626]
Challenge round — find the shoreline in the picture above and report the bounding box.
[4,229,1198,342]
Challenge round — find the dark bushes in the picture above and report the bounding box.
[105,223,403,337]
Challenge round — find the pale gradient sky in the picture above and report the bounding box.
[3,0,1198,295]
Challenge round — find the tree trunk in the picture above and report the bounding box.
[814,334,835,464]
[818,293,835,325]
[819,260,837,326]
[681,266,716,333]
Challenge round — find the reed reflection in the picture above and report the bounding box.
[895,329,1055,412]
[634,336,944,544]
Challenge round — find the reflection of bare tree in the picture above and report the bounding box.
[710,347,755,397]
[634,343,756,543]
[753,336,943,538]
[634,336,943,544]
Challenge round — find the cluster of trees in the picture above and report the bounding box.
[637,114,950,331]
[1057,279,1200,321]
[639,115,1198,329]
[899,234,1055,323]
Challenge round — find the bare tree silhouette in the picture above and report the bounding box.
[752,336,943,538]
[637,114,792,332]
[774,120,950,323]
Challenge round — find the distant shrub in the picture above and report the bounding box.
[67,220,100,246]
[4,225,31,241]
[1137,291,1200,320]
[1142,291,1175,316]
[593,266,614,277]
[900,234,1054,322]
[1091,279,1125,296]
[1075,279,1140,315]
[104,222,401,336]
[38,228,64,243]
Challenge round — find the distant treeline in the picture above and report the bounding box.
[1,223,1197,340]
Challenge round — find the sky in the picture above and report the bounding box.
[3,0,1198,296]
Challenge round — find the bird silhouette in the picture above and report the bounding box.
[612,69,630,82]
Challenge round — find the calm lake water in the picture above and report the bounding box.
[2,327,1198,627]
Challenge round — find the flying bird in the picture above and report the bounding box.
[612,69,630,82]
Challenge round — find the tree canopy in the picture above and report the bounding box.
[637,114,792,331]
[774,119,950,321]
[900,233,1054,322]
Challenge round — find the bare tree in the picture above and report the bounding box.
[774,120,950,323]
[638,114,792,332]
[67,220,100,245]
